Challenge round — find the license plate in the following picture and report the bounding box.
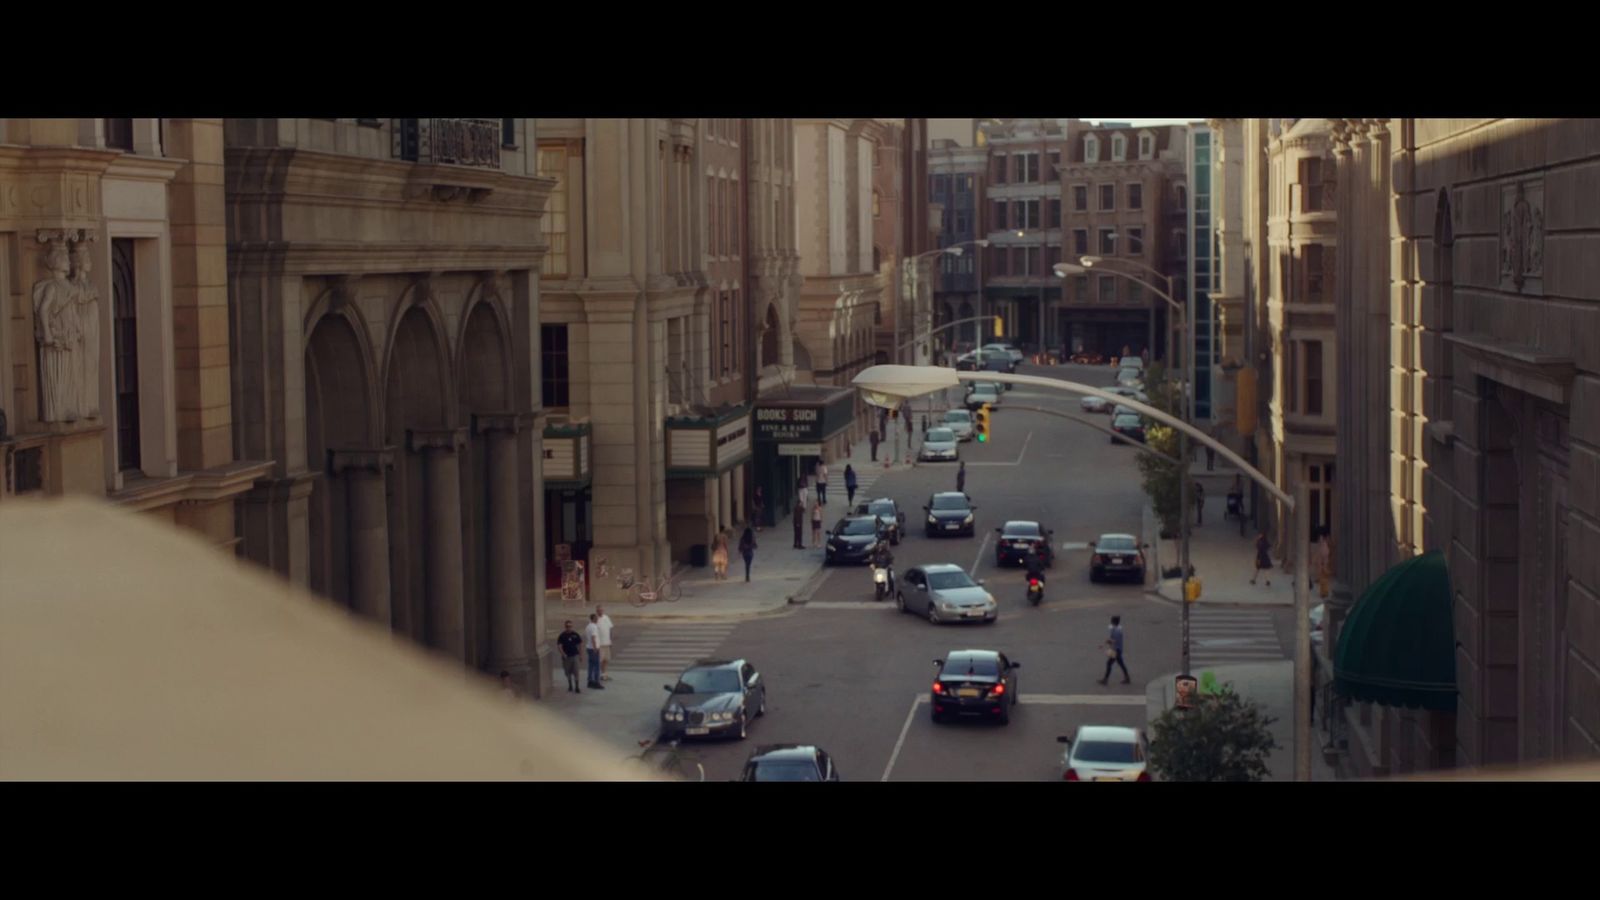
[964,610,984,618]
[1012,542,1032,549]
[686,727,710,735]
[946,523,960,530]
[1094,777,1122,782]
[957,688,981,698]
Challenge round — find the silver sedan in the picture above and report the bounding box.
[942,410,975,441]
[919,427,960,461]
[895,564,997,625]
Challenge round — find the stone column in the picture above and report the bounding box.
[329,448,394,625]
[1327,120,1358,646]
[474,414,530,683]
[409,427,468,662]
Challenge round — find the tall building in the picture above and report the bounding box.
[0,119,269,547]
[1057,122,1186,360]
[226,118,553,693]
[1319,118,1600,776]
[980,119,1068,353]
[929,138,989,351]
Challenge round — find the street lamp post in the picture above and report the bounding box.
[902,240,991,366]
[851,363,1312,781]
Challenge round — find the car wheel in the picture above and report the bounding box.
[998,704,1010,726]
[1090,568,1102,583]
[926,528,936,538]
[1134,568,1145,583]
[895,591,906,613]
[927,605,940,626]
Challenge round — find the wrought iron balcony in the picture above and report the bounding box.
[392,118,502,169]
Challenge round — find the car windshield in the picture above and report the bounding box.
[927,428,955,442]
[1074,740,1140,763]
[1004,522,1041,537]
[927,571,977,590]
[1113,414,1141,427]
[945,411,972,423]
[674,668,741,694]
[971,387,997,396]
[1099,536,1137,552]
[931,495,969,510]
[868,500,896,516]
[838,518,879,536]
[942,656,1000,678]
[748,760,821,782]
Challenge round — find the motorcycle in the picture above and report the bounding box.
[1026,576,1044,607]
[871,563,893,602]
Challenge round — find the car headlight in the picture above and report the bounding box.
[940,602,956,611]
[963,514,974,525]
[663,708,684,722]
[985,595,996,606]
[928,515,938,524]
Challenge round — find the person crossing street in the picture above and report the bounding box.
[1097,615,1130,685]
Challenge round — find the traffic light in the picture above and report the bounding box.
[974,406,991,443]
[993,315,1003,337]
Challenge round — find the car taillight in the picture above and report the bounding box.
[932,682,945,694]
[1028,578,1040,588]
[1092,554,1105,565]
[1064,769,1079,781]
[1137,772,1151,782]
[991,683,1005,696]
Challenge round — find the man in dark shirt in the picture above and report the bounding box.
[556,620,584,693]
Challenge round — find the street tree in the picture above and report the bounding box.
[1135,364,1184,549]
[1148,684,1279,782]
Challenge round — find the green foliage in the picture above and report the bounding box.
[1135,363,1184,536]
[1148,684,1279,782]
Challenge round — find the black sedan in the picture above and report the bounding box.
[924,492,977,537]
[994,521,1054,567]
[1089,533,1147,583]
[660,659,766,741]
[824,515,886,565]
[740,745,841,782]
[855,497,905,545]
[1110,412,1146,444]
[930,650,1020,726]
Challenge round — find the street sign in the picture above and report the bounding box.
[777,443,823,457]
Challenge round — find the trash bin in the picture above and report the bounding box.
[690,544,709,568]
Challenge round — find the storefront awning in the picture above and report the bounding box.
[1334,550,1457,712]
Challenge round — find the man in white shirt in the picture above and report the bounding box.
[596,605,615,681]
[584,613,605,690]
[815,460,828,506]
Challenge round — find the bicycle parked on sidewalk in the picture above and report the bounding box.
[623,737,704,782]
[630,572,684,607]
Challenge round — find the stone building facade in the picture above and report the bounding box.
[225,118,553,694]
[981,119,1068,352]
[930,139,989,351]
[1325,118,1600,775]
[0,119,269,546]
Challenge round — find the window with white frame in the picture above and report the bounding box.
[1021,199,1040,229]
[1099,184,1115,211]
[1111,134,1126,161]
[1127,182,1143,210]
[1126,227,1143,255]
[1097,275,1117,303]
[1072,229,1088,255]
[1084,135,1099,163]
[1072,184,1088,211]
[1138,132,1154,159]
[1099,228,1116,254]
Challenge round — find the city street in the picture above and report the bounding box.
[603,363,1295,781]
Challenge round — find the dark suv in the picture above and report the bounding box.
[825,515,885,565]
[924,492,977,537]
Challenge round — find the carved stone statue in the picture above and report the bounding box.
[70,237,102,419]
[33,236,82,423]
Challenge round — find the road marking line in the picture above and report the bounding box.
[963,429,1034,467]
[803,602,897,610]
[881,694,927,782]
[1019,694,1148,706]
[970,532,992,576]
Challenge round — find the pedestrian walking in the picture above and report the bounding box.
[810,501,824,548]
[557,619,584,692]
[869,428,880,461]
[1193,480,1205,526]
[956,460,966,494]
[752,485,765,532]
[1250,531,1273,586]
[844,464,858,507]
[1098,615,1130,685]
[815,459,829,505]
[710,531,730,581]
[792,500,805,550]
[584,613,605,690]
[796,475,810,513]
[595,605,614,681]
[739,527,757,582]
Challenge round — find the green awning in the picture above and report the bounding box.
[1334,550,1457,712]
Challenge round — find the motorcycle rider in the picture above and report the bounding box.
[871,536,896,598]
[1024,547,1046,597]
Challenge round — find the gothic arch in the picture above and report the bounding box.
[457,282,514,412]
[304,312,378,607]
[381,281,457,425]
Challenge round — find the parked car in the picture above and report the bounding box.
[982,343,1024,370]
[931,650,1020,725]
[924,492,977,537]
[965,385,1001,411]
[969,379,1008,396]
[920,427,960,462]
[896,564,997,624]
[1110,412,1145,444]
[942,409,976,441]
[824,514,886,564]
[995,521,1054,567]
[740,744,840,782]
[1089,533,1146,583]
[660,659,766,741]
[1058,725,1150,781]
[856,497,906,545]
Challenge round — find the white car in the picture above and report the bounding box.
[920,427,960,462]
[1058,725,1151,782]
[1081,394,1114,413]
[1116,369,1144,389]
[942,409,975,441]
[981,343,1024,369]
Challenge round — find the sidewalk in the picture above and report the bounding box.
[1145,662,1340,781]
[1149,465,1295,608]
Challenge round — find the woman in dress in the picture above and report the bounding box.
[710,531,730,581]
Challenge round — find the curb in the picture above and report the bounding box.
[1149,584,1293,609]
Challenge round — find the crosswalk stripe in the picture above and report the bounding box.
[607,622,737,674]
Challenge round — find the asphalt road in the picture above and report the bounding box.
[656,363,1284,782]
